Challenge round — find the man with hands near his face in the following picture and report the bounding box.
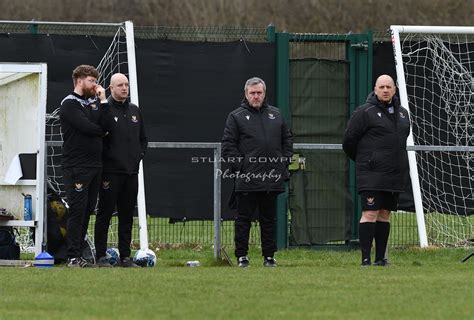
[60,64,111,268]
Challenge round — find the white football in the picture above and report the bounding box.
[133,248,157,267]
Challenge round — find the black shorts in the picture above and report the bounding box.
[360,191,400,211]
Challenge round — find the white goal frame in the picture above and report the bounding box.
[390,25,474,248]
[124,21,149,250]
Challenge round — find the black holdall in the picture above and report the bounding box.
[0,227,20,260]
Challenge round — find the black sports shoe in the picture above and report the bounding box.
[263,257,277,267]
[237,256,250,268]
[361,258,371,267]
[120,257,140,268]
[67,257,95,268]
[96,256,113,268]
[373,259,389,267]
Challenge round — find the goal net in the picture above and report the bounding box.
[46,24,140,250]
[391,26,474,247]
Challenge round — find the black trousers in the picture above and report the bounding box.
[63,167,101,259]
[235,192,278,258]
[94,173,138,259]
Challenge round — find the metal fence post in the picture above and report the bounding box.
[213,144,222,259]
[275,31,290,249]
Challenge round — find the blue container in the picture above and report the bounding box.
[34,252,54,268]
[23,194,32,221]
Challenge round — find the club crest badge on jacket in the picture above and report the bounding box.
[74,183,83,192]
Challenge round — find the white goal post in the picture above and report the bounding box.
[391,25,474,248]
[124,21,149,250]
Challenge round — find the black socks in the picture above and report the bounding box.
[375,221,390,262]
[359,222,376,263]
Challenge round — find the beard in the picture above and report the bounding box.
[83,87,96,98]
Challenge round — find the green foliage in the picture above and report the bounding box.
[1,247,473,320]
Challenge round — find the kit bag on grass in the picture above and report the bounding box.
[0,226,20,260]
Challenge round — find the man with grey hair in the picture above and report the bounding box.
[222,77,293,267]
[343,74,410,266]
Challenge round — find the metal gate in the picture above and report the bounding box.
[268,27,372,247]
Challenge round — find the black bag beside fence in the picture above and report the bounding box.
[0,227,20,260]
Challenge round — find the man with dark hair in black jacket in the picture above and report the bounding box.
[60,64,109,268]
[343,74,410,266]
[222,77,293,267]
[94,73,147,268]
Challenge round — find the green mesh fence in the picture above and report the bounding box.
[135,26,268,42]
[92,216,262,251]
[0,21,122,36]
[0,22,267,41]
[288,40,352,246]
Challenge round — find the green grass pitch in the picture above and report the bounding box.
[1,247,473,319]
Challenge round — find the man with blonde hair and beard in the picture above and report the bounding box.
[60,64,109,268]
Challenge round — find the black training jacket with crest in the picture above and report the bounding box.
[343,92,410,193]
[222,100,293,193]
[60,92,108,169]
[101,96,148,175]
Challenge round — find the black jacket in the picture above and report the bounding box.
[102,96,148,174]
[60,93,108,169]
[342,92,410,193]
[222,100,293,193]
